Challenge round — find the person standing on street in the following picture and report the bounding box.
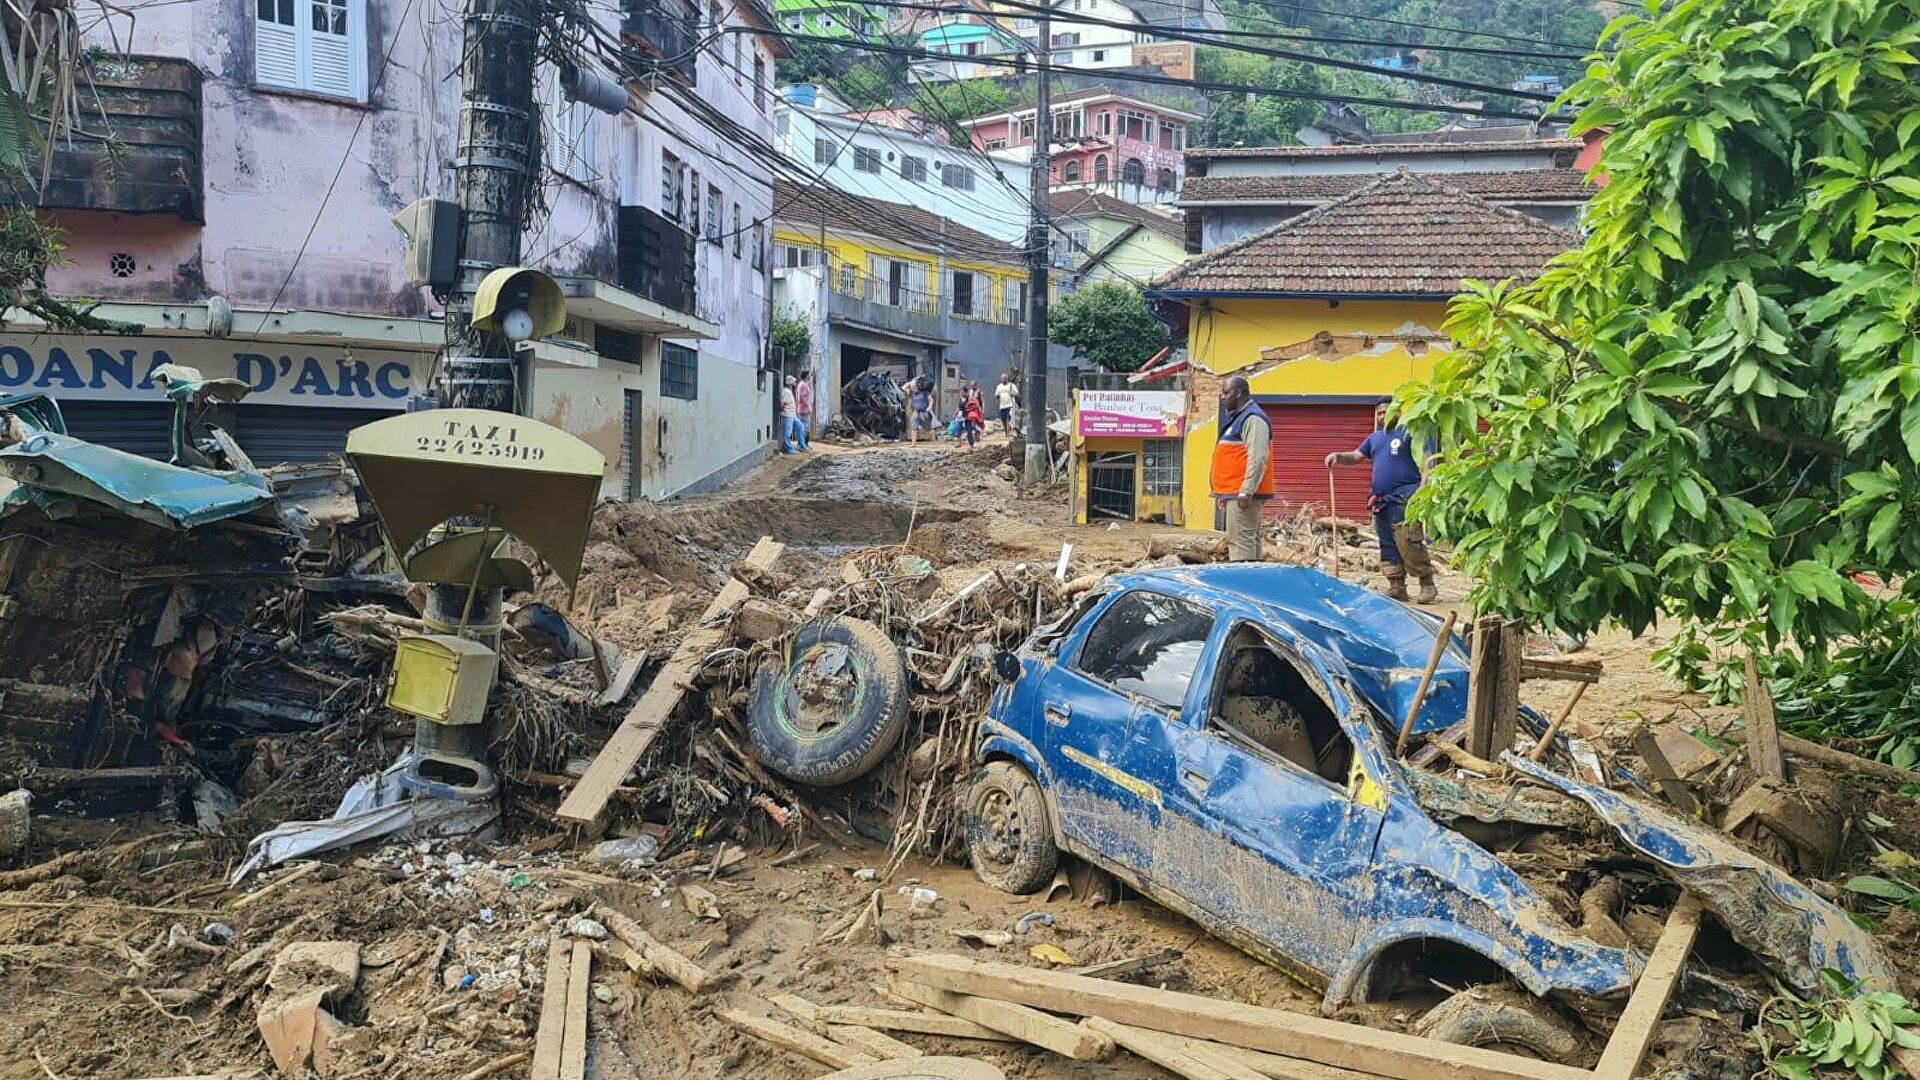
[962,385,986,448]
[793,373,813,451]
[1325,402,1438,603]
[907,376,934,444]
[1210,375,1272,561]
[779,376,800,454]
[994,372,1020,436]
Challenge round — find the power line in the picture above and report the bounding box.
[744,27,1561,121]
[1219,0,1599,51]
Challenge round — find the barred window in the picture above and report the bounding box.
[661,343,699,400]
[1143,439,1183,496]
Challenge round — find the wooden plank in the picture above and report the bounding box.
[1395,609,1458,756]
[1631,725,1703,818]
[559,940,592,1080]
[813,1003,1019,1042]
[1163,1035,1380,1080]
[716,1006,878,1070]
[1517,657,1603,683]
[595,652,645,706]
[825,1024,924,1060]
[1084,1016,1266,1080]
[1463,616,1503,760]
[558,537,782,826]
[889,978,1115,1062]
[530,937,572,1080]
[890,954,1589,1080]
[594,904,716,994]
[1592,895,1702,1080]
[1743,654,1785,779]
[766,991,822,1026]
[1489,621,1525,758]
[1068,947,1183,980]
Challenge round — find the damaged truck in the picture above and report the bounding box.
[967,564,1892,1067]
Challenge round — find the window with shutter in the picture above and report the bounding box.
[255,0,367,101]
[545,70,596,183]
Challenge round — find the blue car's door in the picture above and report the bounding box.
[1159,620,1385,983]
[1044,588,1214,888]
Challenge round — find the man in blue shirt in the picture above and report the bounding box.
[1324,402,1437,603]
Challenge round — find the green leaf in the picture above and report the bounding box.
[1676,476,1707,517]
[1687,118,1720,165]
[1869,503,1902,554]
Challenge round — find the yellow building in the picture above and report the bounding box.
[1147,171,1578,531]
[771,180,1041,407]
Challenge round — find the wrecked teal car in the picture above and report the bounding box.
[966,565,1891,1057]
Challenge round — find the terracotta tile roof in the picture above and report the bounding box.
[1048,190,1184,244]
[1179,168,1595,205]
[1152,170,1578,297]
[1186,137,1582,160]
[772,180,1024,263]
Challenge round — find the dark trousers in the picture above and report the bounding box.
[1374,499,1407,565]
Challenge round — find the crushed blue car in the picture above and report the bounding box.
[966,564,1892,1055]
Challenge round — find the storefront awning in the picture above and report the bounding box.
[552,276,720,340]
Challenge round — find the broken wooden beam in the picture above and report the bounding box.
[889,954,1588,1080]
[1592,895,1703,1080]
[557,537,782,827]
[1395,609,1457,757]
[767,992,922,1059]
[1780,732,1920,786]
[1742,654,1785,780]
[1068,948,1183,980]
[593,904,717,994]
[889,978,1114,1062]
[1631,725,1704,818]
[1161,1034,1380,1080]
[1464,618,1524,760]
[1526,681,1587,762]
[716,1007,877,1070]
[733,597,800,643]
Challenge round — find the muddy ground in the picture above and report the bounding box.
[0,434,1911,1079]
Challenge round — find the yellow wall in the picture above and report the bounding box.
[772,227,1033,311]
[1178,298,1452,529]
[1069,394,1186,526]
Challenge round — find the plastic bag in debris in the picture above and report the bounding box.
[230,749,498,886]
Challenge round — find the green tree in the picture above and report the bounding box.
[1049,283,1163,372]
[1396,0,1920,658]
[772,308,811,370]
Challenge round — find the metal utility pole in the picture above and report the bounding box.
[444,0,539,413]
[1020,0,1053,487]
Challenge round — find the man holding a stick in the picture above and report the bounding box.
[1325,402,1437,603]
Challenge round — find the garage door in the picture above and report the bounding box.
[1261,401,1378,521]
[58,402,391,466]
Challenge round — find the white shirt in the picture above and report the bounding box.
[995,381,1019,410]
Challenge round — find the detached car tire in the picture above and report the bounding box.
[748,616,908,787]
[964,761,1058,894]
[1416,986,1588,1062]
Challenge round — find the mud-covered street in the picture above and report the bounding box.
[2,436,1918,1080]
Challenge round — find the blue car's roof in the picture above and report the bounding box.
[1111,564,1467,736]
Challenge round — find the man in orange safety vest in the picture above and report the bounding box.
[1210,375,1273,561]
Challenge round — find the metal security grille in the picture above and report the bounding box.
[622,389,642,500]
[661,343,698,400]
[1088,451,1138,520]
[1142,439,1182,496]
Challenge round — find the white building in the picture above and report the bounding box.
[991,0,1222,76]
[773,85,1034,244]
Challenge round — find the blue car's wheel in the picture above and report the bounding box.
[965,761,1057,894]
[747,616,908,787]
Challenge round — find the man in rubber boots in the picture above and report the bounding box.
[1210,375,1273,561]
[1325,402,1438,602]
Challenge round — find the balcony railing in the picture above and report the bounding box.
[617,206,698,316]
[624,0,698,83]
[37,56,202,221]
[826,260,1025,327]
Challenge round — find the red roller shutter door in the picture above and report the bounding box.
[1260,402,1377,520]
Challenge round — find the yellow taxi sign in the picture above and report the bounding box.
[347,409,604,591]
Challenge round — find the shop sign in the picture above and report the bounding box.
[0,335,430,409]
[1077,389,1186,437]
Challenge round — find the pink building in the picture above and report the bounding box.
[962,88,1202,205]
[6,0,786,499]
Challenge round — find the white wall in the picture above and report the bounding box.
[774,103,1033,244]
